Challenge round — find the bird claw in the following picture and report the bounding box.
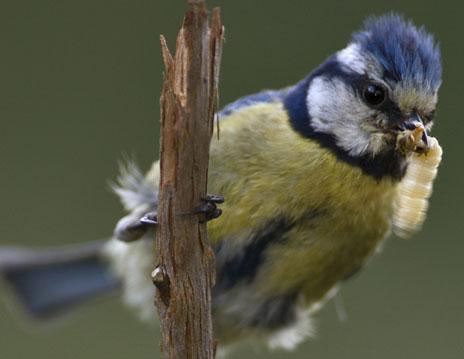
[138,195,223,227]
[196,194,224,222]
[140,212,158,226]
[204,194,225,204]
[114,210,158,242]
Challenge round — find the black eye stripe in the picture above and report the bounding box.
[310,59,435,122]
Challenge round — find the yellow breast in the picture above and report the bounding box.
[207,102,398,303]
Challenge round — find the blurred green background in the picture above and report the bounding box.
[0,0,462,358]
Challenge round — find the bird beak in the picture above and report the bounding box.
[396,113,429,149]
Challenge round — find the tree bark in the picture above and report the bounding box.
[153,1,224,358]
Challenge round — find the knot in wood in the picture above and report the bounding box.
[152,265,171,307]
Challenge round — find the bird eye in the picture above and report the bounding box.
[362,83,386,106]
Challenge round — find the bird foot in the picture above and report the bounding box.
[140,212,158,226]
[114,211,157,242]
[196,194,224,222]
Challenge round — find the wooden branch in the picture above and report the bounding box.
[153,1,224,358]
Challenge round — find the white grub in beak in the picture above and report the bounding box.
[396,119,429,154]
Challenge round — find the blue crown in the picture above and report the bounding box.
[352,14,442,92]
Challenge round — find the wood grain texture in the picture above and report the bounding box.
[153,1,224,358]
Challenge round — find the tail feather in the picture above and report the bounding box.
[0,241,120,319]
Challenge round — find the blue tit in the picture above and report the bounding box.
[0,14,442,351]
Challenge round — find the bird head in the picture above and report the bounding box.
[285,14,442,179]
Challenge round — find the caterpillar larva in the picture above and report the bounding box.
[393,128,443,239]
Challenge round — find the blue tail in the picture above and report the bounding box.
[0,241,120,319]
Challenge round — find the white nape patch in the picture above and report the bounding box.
[337,43,366,74]
[103,238,156,322]
[307,76,376,157]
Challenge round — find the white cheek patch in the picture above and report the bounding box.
[337,43,366,74]
[306,77,338,133]
[306,76,376,157]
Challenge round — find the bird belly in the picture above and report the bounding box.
[204,103,400,335]
[259,169,398,306]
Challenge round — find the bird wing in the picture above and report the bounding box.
[218,87,292,118]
